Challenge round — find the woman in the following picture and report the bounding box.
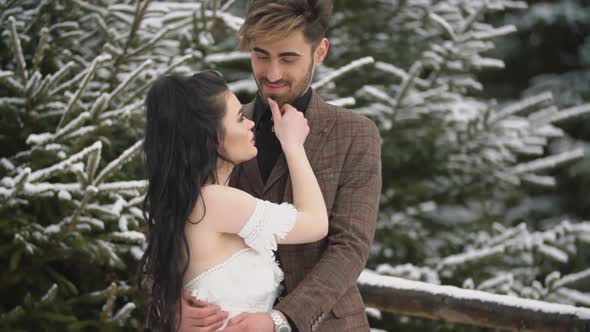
[141,71,328,331]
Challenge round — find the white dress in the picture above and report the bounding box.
[183,199,297,329]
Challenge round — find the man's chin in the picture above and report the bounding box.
[262,93,293,106]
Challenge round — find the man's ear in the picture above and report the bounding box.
[314,38,330,64]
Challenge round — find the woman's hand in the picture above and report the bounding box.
[268,98,309,149]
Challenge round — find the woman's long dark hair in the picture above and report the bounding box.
[141,71,228,331]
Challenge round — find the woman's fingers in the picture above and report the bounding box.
[268,98,282,125]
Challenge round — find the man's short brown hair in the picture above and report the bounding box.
[239,0,333,50]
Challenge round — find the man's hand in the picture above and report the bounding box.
[178,289,229,331]
[221,312,274,332]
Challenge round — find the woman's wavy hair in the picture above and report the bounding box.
[140,71,228,331]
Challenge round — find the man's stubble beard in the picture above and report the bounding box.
[257,60,314,107]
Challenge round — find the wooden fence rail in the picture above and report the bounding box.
[358,270,590,332]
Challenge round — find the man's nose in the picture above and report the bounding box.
[266,62,282,82]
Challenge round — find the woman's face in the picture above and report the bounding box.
[220,92,257,164]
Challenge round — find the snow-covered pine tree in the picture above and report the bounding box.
[0,0,249,329]
[482,0,590,232]
[329,0,590,330]
[2,0,589,331]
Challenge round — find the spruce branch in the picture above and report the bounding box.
[429,12,457,40]
[24,71,41,98]
[32,27,49,72]
[114,0,151,69]
[86,143,102,183]
[394,61,423,112]
[93,140,142,186]
[106,59,152,106]
[120,54,193,106]
[220,0,236,12]
[45,61,76,94]
[127,27,172,57]
[312,56,375,90]
[8,16,28,84]
[67,185,98,230]
[57,54,111,130]
[109,302,136,325]
[491,92,553,123]
[510,149,585,175]
[100,282,118,325]
[7,167,31,199]
[28,141,102,182]
[545,104,590,124]
[460,4,486,34]
[40,284,58,304]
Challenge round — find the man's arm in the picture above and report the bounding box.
[275,116,382,332]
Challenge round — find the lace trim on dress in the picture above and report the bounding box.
[184,248,253,289]
[238,199,297,258]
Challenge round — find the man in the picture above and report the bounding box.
[180,0,381,331]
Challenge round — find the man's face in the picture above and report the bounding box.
[251,30,328,106]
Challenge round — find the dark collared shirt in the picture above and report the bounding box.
[253,88,313,183]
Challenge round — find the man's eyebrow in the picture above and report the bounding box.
[253,47,269,55]
[253,47,301,57]
[278,52,301,57]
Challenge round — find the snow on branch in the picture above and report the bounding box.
[312,57,375,90]
[510,148,584,175]
[554,268,590,290]
[57,54,112,130]
[375,61,429,87]
[220,0,236,12]
[228,79,257,93]
[460,25,517,42]
[98,180,147,192]
[107,59,152,106]
[8,16,27,83]
[121,54,193,106]
[204,51,250,64]
[93,140,142,186]
[327,97,356,107]
[394,61,423,111]
[520,174,557,187]
[545,103,590,124]
[29,141,103,182]
[362,86,396,108]
[27,111,91,146]
[429,12,457,40]
[109,302,136,324]
[491,92,553,122]
[423,220,588,285]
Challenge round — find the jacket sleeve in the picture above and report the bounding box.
[274,115,382,332]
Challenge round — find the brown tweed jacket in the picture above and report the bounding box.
[231,90,382,332]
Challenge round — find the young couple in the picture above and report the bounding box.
[141,1,382,331]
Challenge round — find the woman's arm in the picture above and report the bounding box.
[202,99,328,243]
[269,98,328,244]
